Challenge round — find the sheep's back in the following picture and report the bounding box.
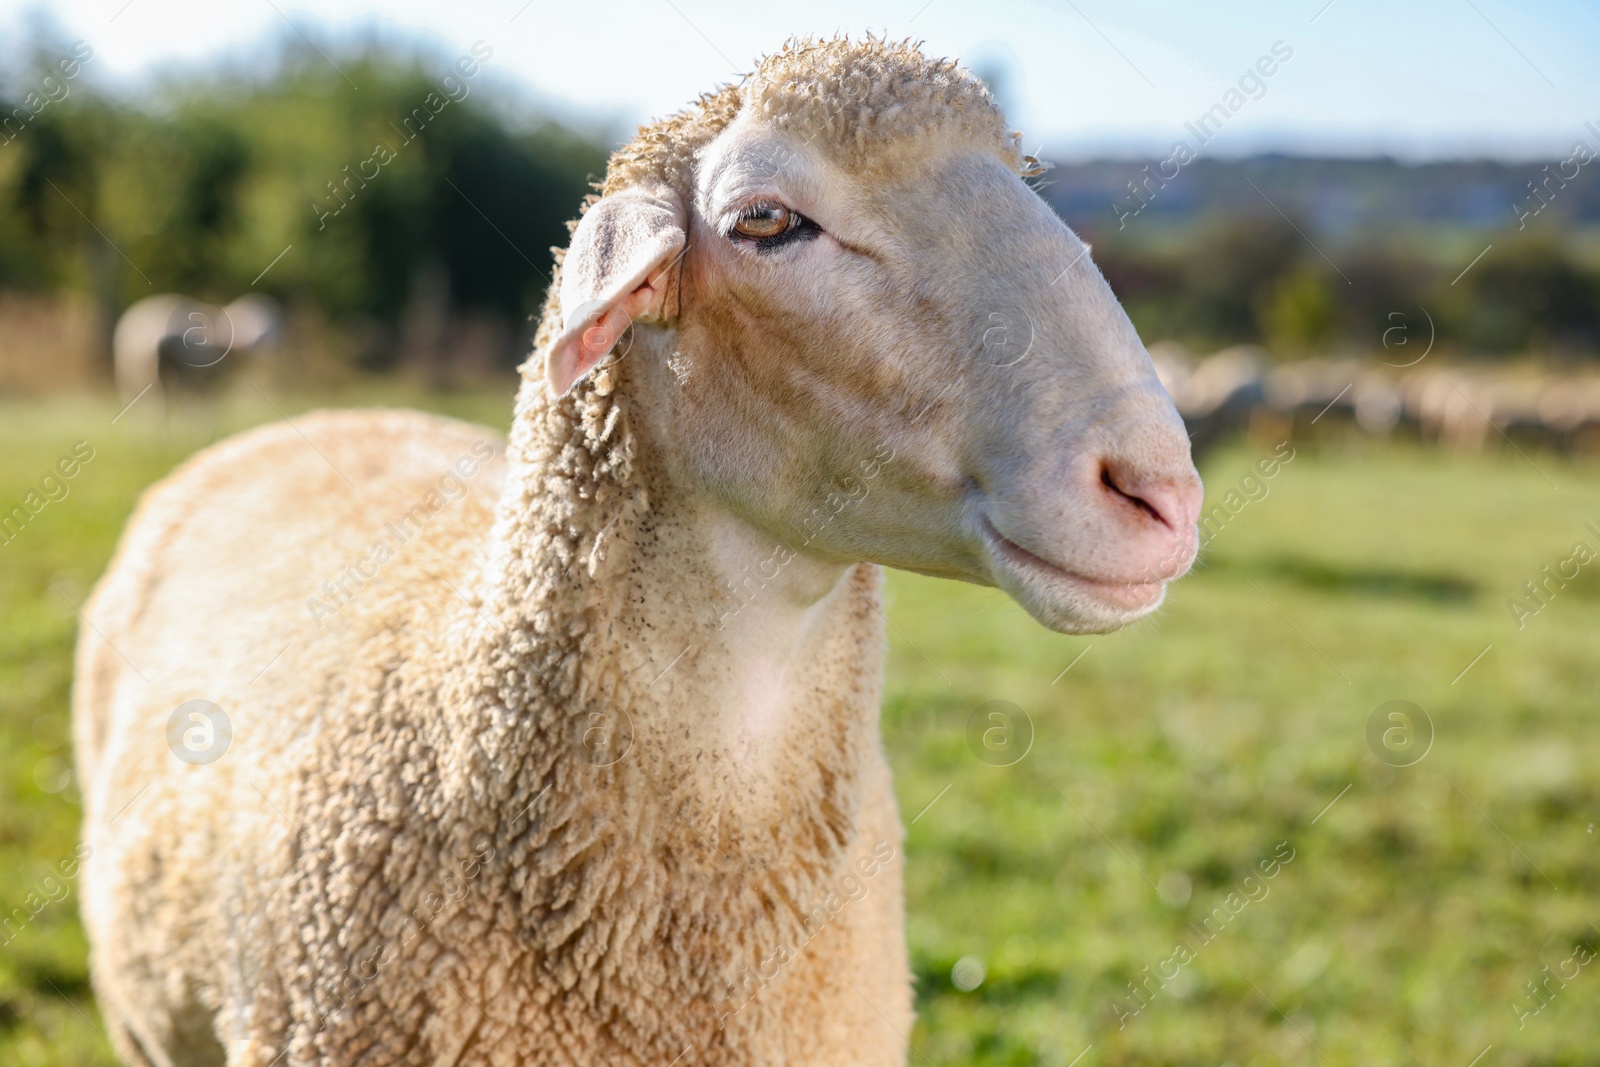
[78,405,504,783]
[75,408,504,933]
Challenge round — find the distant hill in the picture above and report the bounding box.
[1041,154,1600,238]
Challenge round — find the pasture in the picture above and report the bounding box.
[1,389,1597,1066]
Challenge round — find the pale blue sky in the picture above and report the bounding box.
[3,0,1597,160]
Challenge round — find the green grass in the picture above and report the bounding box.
[2,391,1598,1065]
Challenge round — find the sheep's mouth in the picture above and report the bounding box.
[978,516,1166,619]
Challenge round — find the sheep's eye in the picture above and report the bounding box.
[728,202,820,252]
[733,204,792,239]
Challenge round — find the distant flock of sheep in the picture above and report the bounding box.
[1153,342,1600,458]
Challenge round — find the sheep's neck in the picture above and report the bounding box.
[438,375,887,1012]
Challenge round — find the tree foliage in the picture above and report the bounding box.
[0,32,608,372]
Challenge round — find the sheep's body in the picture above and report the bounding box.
[79,397,909,1065]
[113,293,283,408]
[79,36,1204,1067]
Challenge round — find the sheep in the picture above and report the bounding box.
[1145,344,1600,459]
[112,293,284,410]
[1350,372,1402,436]
[1537,376,1600,454]
[74,36,1202,1067]
[1170,345,1266,458]
[1423,369,1503,451]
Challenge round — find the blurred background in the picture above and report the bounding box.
[2,1,1598,1064]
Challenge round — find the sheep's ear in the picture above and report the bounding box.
[547,184,687,397]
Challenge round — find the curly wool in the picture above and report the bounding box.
[600,35,1035,201]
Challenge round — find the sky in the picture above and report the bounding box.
[2,0,1598,161]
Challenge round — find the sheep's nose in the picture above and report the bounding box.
[1099,461,1203,534]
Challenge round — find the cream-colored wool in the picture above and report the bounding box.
[75,36,1200,1067]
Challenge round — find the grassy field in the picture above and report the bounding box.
[1,389,1597,1066]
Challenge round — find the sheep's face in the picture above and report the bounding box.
[551,117,1202,635]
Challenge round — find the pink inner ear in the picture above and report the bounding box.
[547,276,667,397]
[576,304,634,370]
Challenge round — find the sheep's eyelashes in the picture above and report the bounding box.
[733,204,790,238]
[729,204,819,251]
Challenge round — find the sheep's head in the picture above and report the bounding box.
[544,37,1201,635]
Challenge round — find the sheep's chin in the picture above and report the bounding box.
[977,517,1167,634]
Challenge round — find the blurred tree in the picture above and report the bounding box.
[1097,214,1305,350]
[10,109,99,284]
[8,96,126,376]
[0,31,611,383]
[1338,243,1429,353]
[1437,236,1600,355]
[1257,263,1338,359]
[144,115,253,295]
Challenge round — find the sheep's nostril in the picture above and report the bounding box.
[1100,465,1165,527]
[1099,464,1200,532]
